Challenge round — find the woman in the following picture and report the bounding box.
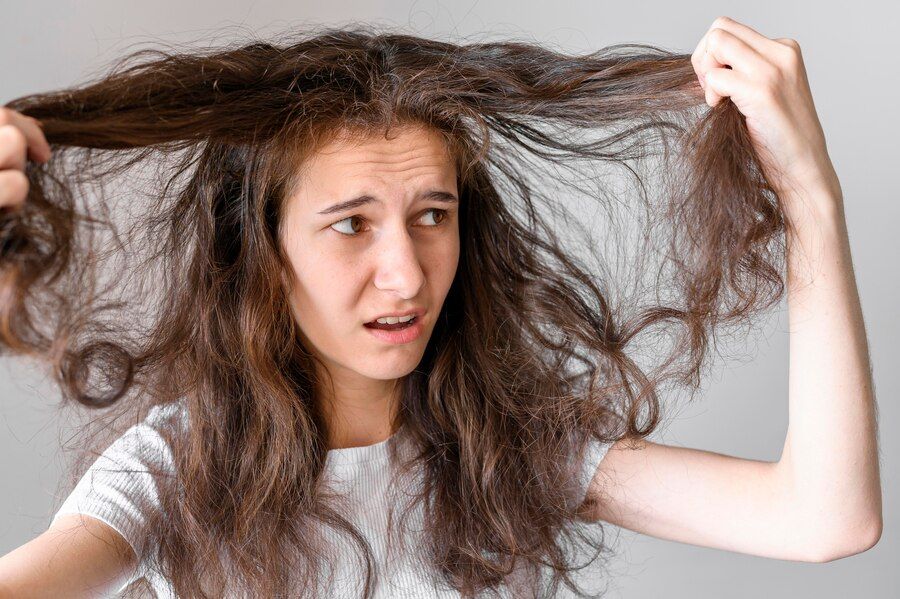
[0,16,881,598]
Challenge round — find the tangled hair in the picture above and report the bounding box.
[0,24,791,599]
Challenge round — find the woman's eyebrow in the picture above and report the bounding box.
[317,190,459,215]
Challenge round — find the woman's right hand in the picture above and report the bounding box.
[0,107,51,209]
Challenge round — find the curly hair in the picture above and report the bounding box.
[0,24,789,598]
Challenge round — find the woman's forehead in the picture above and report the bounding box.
[297,126,457,186]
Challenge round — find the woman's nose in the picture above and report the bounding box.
[371,227,426,299]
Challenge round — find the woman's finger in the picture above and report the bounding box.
[0,125,28,171]
[691,16,780,94]
[0,169,29,209]
[703,64,752,108]
[694,29,763,107]
[0,108,51,164]
[701,28,766,81]
[704,16,775,56]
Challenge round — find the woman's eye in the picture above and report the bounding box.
[329,209,448,237]
[420,208,447,227]
[330,215,366,236]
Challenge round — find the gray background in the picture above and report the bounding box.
[1,1,896,597]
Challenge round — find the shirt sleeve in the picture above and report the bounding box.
[49,403,179,592]
[576,435,613,508]
[567,367,617,508]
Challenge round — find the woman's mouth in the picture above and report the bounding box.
[363,315,424,344]
[364,315,418,331]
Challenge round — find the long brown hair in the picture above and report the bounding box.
[1,24,790,598]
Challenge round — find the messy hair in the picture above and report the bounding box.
[0,24,788,598]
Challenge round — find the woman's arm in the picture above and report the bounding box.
[0,513,138,599]
[579,180,881,562]
[779,174,881,555]
[578,17,881,563]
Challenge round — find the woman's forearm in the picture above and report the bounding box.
[777,174,882,559]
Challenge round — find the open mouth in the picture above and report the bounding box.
[364,315,418,331]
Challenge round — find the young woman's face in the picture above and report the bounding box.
[279,125,460,388]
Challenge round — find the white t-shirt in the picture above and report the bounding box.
[49,401,612,597]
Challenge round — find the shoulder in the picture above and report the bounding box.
[48,398,189,564]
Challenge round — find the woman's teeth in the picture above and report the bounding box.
[367,315,417,330]
[375,314,416,325]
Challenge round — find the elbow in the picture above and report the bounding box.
[809,515,883,563]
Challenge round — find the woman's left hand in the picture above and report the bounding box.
[691,16,841,205]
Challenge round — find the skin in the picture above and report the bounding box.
[278,125,460,450]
